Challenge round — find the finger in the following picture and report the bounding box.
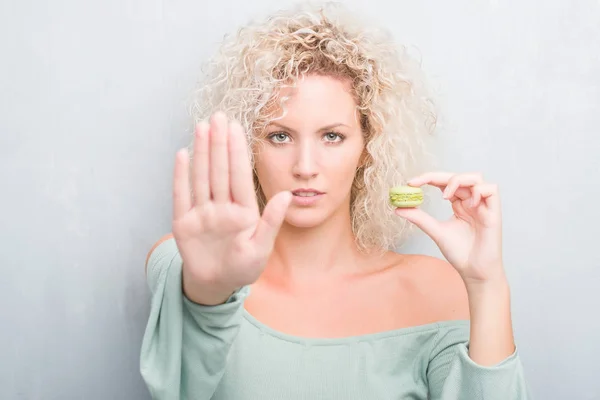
[448,187,472,202]
[447,187,488,210]
[408,172,483,197]
[441,173,483,199]
[210,112,230,203]
[394,207,443,242]
[418,184,475,207]
[229,120,257,209]
[251,191,293,255]
[469,185,482,208]
[408,171,454,187]
[173,148,192,220]
[473,183,500,213]
[192,122,210,206]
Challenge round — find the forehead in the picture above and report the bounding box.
[267,74,360,128]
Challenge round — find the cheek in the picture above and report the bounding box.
[254,152,288,190]
[323,151,362,180]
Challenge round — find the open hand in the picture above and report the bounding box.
[172,112,292,302]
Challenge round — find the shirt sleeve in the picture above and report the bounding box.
[139,237,249,400]
[427,322,533,400]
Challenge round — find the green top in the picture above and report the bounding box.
[140,238,532,399]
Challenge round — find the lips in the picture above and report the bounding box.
[291,188,324,197]
[293,192,320,197]
[290,188,325,206]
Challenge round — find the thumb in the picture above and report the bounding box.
[251,191,293,254]
[394,207,443,242]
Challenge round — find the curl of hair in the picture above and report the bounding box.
[187,1,439,254]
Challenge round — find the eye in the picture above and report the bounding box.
[268,132,291,144]
[323,131,345,143]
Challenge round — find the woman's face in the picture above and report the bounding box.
[254,74,365,228]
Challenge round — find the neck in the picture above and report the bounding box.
[262,202,379,286]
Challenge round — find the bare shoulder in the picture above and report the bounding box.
[145,233,174,274]
[391,252,470,323]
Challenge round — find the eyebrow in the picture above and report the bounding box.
[267,122,349,133]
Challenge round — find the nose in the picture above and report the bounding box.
[292,140,318,180]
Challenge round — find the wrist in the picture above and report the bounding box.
[182,265,238,306]
[465,275,512,320]
[466,275,509,292]
[461,265,509,294]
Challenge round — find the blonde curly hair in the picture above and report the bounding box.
[187,1,439,254]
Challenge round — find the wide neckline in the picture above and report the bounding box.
[241,308,469,346]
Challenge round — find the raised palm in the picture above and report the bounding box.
[171,112,292,294]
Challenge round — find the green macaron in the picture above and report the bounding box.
[389,186,424,208]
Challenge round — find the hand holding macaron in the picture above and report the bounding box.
[392,172,506,286]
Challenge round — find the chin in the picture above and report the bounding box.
[283,208,329,229]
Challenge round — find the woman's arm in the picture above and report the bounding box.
[395,172,531,398]
[140,237,248,400]
[466,277,516,366]
[426,319,530,400]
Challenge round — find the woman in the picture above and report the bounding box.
[140,2,531,399]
